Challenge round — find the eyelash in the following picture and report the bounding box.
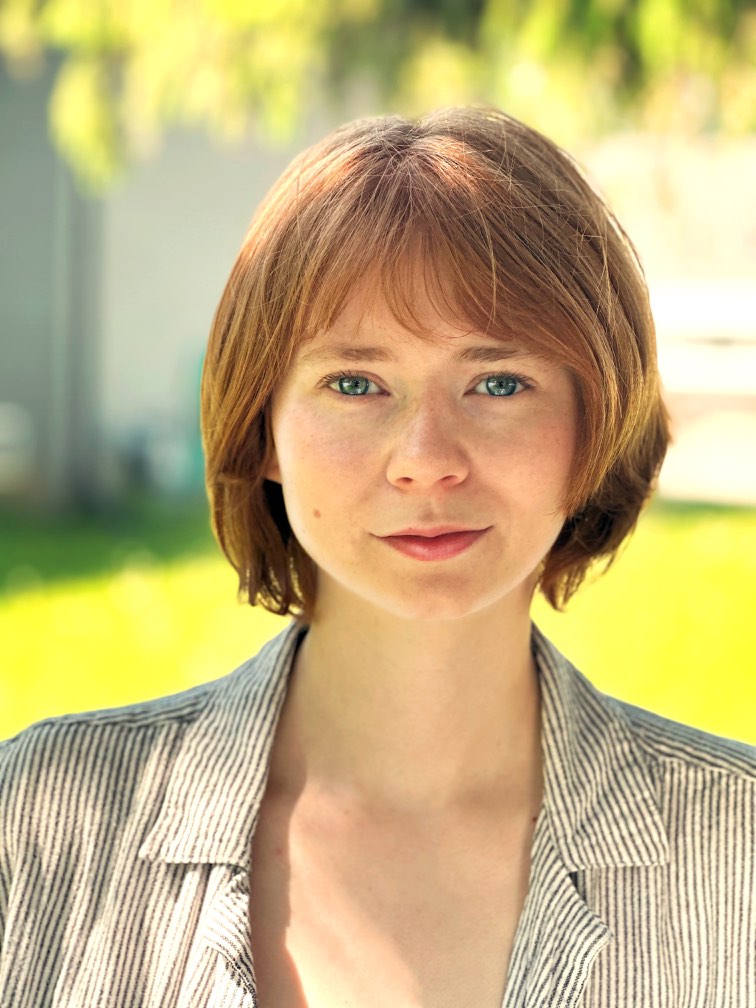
[318,370,534,398]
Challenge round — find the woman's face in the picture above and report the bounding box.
[265,285,578,623]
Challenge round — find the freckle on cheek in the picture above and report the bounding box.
[313,509,321,518]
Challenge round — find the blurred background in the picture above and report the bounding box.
[1,0,755,744]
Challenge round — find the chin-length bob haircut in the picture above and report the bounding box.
[201,106,670,624]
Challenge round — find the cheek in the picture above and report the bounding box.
[501,418,575,504]
[275,411,370,565]
[544,419,577,479]
[279,408,368,486]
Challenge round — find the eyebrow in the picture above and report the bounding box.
[298,343,530,365]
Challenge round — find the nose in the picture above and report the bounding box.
[385,396,470,489]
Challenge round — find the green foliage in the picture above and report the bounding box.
[49,56,122,188]
[1,0,754,188]
[1,497,755,745]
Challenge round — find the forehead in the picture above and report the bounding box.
[295,277,535,366]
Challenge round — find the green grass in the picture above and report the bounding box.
[1,494,754,745]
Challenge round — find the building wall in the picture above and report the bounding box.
[97,128,313,494]
[0,60,102,511]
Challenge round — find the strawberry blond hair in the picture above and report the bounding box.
[201,107,670,622]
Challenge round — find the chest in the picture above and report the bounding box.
[247,793,539,1008]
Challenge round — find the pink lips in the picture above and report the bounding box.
[379,528,490,561]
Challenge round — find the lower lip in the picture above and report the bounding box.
[379,528,490,561]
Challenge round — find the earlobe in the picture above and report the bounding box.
[264,451,281,484]
[262,407,281,483]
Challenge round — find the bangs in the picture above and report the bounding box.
[285,144,577,360]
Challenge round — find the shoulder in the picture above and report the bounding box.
[610,696,755,865]
[0,679,210,787]
[0,683,204,865]
[534,624,755,784]
[0,653,266,860]
[612,695,756,782]
[0,624,294,768]
[533,624,755,874]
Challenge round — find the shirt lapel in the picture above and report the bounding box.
[504,625,670,1007]
[139,618,307,870]
[503,804,612,1007]
[138,618,306,1007]
[200,865,258,1007]
[533,625,669,872]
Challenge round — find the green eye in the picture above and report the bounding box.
[482,375,524,396]
[330,374,372,395]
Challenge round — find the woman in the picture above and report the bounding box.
[1,107,753,1007]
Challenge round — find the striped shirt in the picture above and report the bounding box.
[1,619,754,1007]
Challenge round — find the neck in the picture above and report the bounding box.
[270,596,544,816]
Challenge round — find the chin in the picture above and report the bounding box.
[385,602,481,623]
[314,559,538,624]
[367,581,529,624]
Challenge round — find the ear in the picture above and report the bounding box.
[264,446,281,484]
[262,402,282,483]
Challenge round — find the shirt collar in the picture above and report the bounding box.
[140,619,668,871]
[531,624,668,869]
[139,618,306,867]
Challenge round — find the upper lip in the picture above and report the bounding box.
[382,526,489,538]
